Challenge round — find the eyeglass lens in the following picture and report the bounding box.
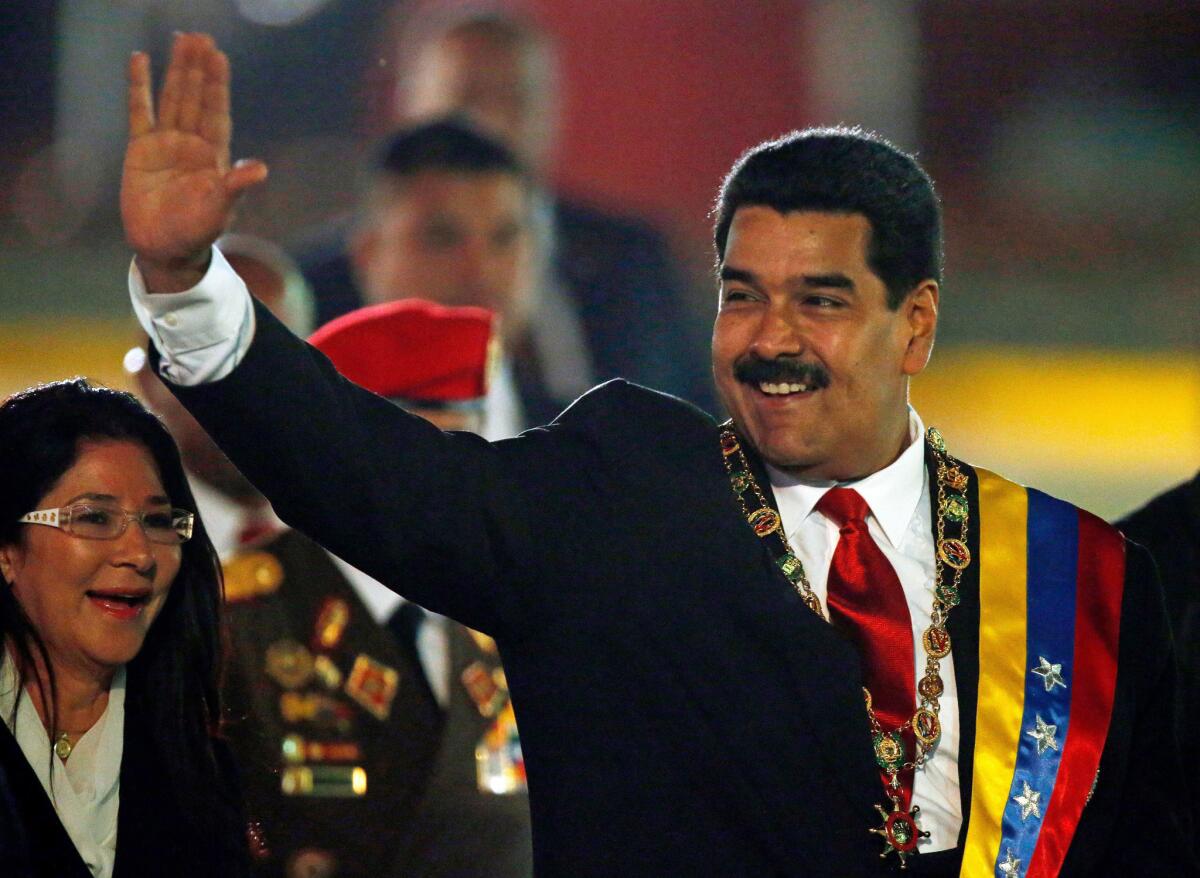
[65,503,193,544]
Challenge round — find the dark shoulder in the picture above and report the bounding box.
[552,378,716,434]
[508,379,719,480]
[1116,472,1200,546]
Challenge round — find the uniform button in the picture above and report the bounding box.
[163,313,179,328]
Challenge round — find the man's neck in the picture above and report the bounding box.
[769,411,915,485]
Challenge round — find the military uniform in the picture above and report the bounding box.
[222,527,532,878]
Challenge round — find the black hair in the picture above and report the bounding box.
[713,126,943,308]
[369,116,528,187]
[0,379,237,842]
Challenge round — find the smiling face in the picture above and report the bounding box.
[0,439,181,680]
[712,208,938,481]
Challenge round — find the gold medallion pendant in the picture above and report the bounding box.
[870,799,929,868]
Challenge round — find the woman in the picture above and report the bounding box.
[0,379,249,878]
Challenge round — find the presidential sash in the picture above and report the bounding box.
[960,469,1125,877]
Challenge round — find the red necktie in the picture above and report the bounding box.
[816,487,916,807]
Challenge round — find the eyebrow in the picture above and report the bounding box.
[64,492,172,506]
[719,265,857,291]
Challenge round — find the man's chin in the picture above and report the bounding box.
[741,431,825,475]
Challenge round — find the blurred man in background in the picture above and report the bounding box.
[298,7,715,417]
[305,118,533,438]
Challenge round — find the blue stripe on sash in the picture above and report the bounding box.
[994,489,1078,873]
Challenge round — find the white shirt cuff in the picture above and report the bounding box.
[127,246,256,386]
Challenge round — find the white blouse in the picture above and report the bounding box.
[0,653,125,878]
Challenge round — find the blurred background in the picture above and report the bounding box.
[0,0,1195,517]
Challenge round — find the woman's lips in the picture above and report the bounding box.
[86,591,150,621]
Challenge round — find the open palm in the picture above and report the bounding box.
[121,34,267,280]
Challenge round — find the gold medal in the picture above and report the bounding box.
[870,800,929,866]
[313,598,350,651]
[344,654,399,720]
[922,626,952,660]
[917,673,944,700]
[937,538,971,570]
[912,708,941,748]
[925,427,947,454]
[461,660,505,717]
[265,639,315,689]
[747,507,781,537]
[222,551,284,603]
[945,467,968,493]
[313,654,342,690]
[872,731,905,773]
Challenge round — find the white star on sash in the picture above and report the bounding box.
[999,848,1022,876]
[1026,714,1059,756]
[1032,656,1066,692]
[1013,779,1042,820]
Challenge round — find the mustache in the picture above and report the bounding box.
[733,356,831,389]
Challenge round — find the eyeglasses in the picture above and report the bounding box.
[18,503,194,545]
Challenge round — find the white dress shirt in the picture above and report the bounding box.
[131,249,963,847]
[767,410,961,852]
[1,652,125,878]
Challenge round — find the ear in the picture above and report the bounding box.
[901,280,939,377]
[0,542,22,587]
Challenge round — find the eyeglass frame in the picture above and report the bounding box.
[18,503,195,545]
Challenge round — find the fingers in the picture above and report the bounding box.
[127,52,154,138]
[157,33,188,131]
[199,46,232,166]
[177,33,216,134]
[225,159,269,198]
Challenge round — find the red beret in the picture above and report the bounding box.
[308,299,496,402]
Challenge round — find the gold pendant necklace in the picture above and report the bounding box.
[54,731,74,760]
[720,423,974,869]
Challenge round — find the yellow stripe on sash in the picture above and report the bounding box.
[960,469,1029,876]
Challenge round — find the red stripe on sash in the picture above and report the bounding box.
[1026,510,1124,877]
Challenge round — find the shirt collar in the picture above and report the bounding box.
[767,409,928,550]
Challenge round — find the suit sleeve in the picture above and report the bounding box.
[155,300,544,639]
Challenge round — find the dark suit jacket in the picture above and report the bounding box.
[0,689,249,878]
[291,196,716,420]
[221,527,531,878]
[160,302,1194,876]
[1116,472,1200,864]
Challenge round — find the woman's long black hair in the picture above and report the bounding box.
[0,378,237,842]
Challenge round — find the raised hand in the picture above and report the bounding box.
[121,33,268,292]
